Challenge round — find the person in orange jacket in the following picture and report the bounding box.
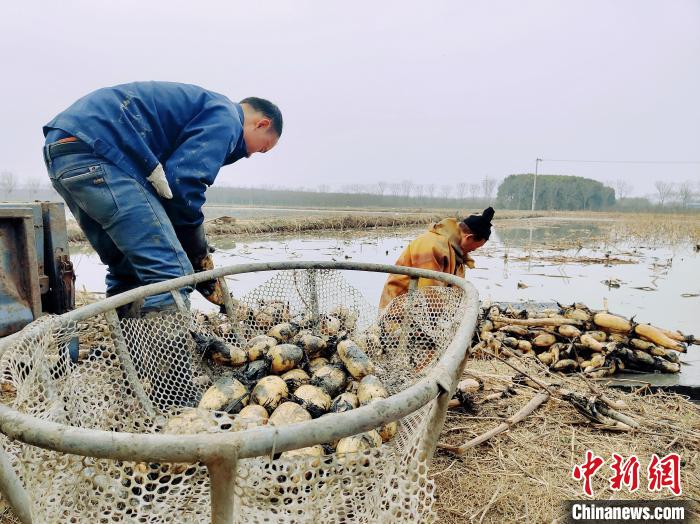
[379,207,494,309]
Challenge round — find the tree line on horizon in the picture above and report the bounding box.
[0,170,697,212]
[497,174,616,210]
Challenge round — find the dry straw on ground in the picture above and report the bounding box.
[431,357,700,523]
[606,213,700,245]
[1,327,697,523]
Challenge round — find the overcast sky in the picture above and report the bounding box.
[1,0,698,198]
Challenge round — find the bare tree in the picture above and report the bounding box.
[677,180,695,208]
[456,182,467,200]
[24,177,43,199]
[317,184,330,193]
[615,179,633,200]
[414,184,424,199]
[0,171,17,199]
[468,183,480,200]
[376,181,388,196]
[481,176,497,200]
[440,184,452,199]
[425,184,436,199]
[654,181,674,206]
[399,179,414,198]
[390,183,402,197]
[342,184,363,194]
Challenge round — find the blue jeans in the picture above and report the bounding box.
[44,141,193,312]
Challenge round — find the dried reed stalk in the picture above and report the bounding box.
[438,391,551,455]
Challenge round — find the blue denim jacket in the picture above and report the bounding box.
[44,81,247,227]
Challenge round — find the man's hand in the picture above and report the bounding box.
[193,253,227,306]
[147,164,173,199]
[174,224,226,306]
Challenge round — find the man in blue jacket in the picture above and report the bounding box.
[43,81,282,316]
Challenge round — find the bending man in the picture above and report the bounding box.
[43,81,282,316]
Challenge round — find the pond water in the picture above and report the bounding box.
[70,220,700,386]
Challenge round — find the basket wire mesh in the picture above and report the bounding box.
[0,267,473,523]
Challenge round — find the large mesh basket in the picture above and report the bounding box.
[0,262,478,523]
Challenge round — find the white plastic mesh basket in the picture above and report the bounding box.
[0,267,474,523]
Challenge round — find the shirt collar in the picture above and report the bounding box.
[225,104,248,164]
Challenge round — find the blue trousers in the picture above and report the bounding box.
[43,140,193,312]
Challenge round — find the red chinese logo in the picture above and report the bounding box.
[648,453,682,496]
[609,453,640,492]
[572,450,605,497]
[573,451,682,497]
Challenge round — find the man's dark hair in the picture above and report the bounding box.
[461,207,495,241]
[459,222,483,241]
[240,97,283,136]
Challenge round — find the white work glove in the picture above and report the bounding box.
[147,164,173,199]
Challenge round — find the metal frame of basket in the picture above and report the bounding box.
[0,261,479,524]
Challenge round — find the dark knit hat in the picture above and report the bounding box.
[462,207,495,240]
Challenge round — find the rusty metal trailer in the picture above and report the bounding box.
[0,202,74,337]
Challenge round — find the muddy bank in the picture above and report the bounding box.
[66,209,700,244]
[66,212,445,243]
[66,210,546,243]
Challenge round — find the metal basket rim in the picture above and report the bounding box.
[0,261,479,464]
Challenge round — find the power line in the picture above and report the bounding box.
[539,159,700,165]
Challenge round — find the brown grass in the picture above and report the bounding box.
[1,309,697,521]
[66,209,700,245]
[66,212,450,243]
[606,213,700,245]
[430,358,700,523]
[0,506,20,524]
[204,212,446,236]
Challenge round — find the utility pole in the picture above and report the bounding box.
[530,158,542,211]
